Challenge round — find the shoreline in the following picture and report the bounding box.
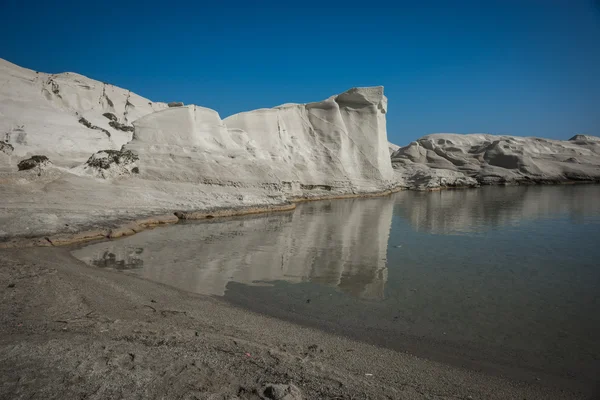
[2,180,599,248]
[0,186,404,249]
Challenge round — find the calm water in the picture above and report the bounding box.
[72,185,600,391]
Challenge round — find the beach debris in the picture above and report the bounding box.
[260,383,303,400]
[365,373,373,377]
[245,352,251,357]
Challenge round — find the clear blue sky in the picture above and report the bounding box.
[1,0,599,144]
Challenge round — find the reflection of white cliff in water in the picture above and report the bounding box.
[393,184,600,234]
[72,197,394,300]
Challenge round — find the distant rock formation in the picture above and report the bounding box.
[391,133,600,189]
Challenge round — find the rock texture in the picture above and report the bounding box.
[0,59,396,240]
[76,149,140,179]
[16,155,51,172]
[0,58,167,168]
[391,133,600,189]
[126,86,394,197]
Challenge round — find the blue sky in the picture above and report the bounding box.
[1,0,599,145]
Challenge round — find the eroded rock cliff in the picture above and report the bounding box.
[125,86,394,197]
[391,133,600,189]
[0,58,167,169]
[0,59,396,240]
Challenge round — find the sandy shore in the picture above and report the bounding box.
[0,246,587,399]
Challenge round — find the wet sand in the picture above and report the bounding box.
[0,247,587,399]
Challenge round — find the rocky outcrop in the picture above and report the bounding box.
[391,133,600,189]
[76,149,139,179]
[0,58,167,166]
[393,163,478,190]
[17,155,51,171]
[126,86,395,197]
[0,59,396,240]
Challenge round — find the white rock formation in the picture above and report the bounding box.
[391,133,600,189]
[388,142,400,155]
[0,59,396,239]
[0,58,167,168]
[126,86,394,195]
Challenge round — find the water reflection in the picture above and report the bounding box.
[393,185,600,234]
[72,197,394,299]
[90,248,144,270]
[71,184,600,392]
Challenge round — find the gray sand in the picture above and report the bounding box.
[0,247,587,399]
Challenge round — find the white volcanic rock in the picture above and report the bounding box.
[0,60,395,239]
[0,58,167,168]
[393,162,478,190]
[126,86,394,196]
[392,133,600,188]
[388,141,400,155]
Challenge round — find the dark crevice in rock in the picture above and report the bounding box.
[109,120,134,132]
[300,184,333,191]
[78,117,111,138]
[102,113,117,121]
[101,84,115,107]
[124,91,134,122]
